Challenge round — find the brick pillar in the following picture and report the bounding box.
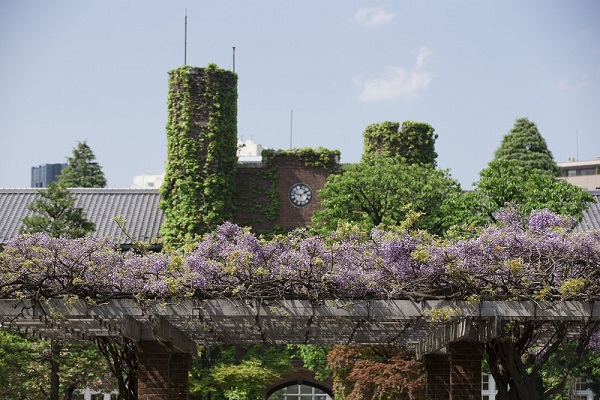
[448,341,483,400]
[170,352,192,400]
[424,352,450,400]
[137,341,192,400]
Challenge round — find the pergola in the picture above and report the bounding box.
[2,298,598,399]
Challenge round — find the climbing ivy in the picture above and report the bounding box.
[362,121,438,166]
[262,147,341,173]
[263,147,339,224]
[232,147,340,233]
[159,64,238,247]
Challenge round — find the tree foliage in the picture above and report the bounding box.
[58,141,107,188]
[20,182,95,238]
[288,344,332,381]
[160,64,238,247]
[96,337,137,400]
[327,345,425,400]
[0,329,115,400]
[362,121,438,166]
[189,345,292,399]
[441,160,593,230]
[539,340,600,399]
[493,117,560,176]
[312,155,461,235]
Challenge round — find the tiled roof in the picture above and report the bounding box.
[0,188,164,244]
[578,190,600,231]
[0,188,598,245]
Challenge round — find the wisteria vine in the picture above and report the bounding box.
[1,209,599,304]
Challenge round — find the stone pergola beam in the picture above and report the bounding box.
[3,298,599,319]
[415,318,473,359]
[2,299,600,352]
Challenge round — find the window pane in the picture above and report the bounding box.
[300,385,313,394]
[288,385,300,394]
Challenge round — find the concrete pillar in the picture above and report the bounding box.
[448,341,484,400]
[424,352,450,400]
[137,341,192,400]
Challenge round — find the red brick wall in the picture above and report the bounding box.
[424,342,483,400]
[137,341,192,400]
[448,341,484,400]
[424,353,450,400]
[233,164,274,232]
[274,163,329,230]
[265,366,333,398]
[234,161,330,232]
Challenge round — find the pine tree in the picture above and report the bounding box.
[493,118,560,176]
[58,141,107,188]
[20,182,95,238]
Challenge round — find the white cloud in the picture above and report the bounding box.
[558,76,590,91]
[356,47,434,102]
[415,47,433,69]
[354,6,396,27]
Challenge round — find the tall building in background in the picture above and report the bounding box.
[31,163,66,188]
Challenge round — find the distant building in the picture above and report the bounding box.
[131,173,164,189]
[31,163,66,188]
[131,139,268,188]
[558,158,600,190]
[238,138,265,162]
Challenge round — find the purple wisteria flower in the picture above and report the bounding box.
[1,210,599,304]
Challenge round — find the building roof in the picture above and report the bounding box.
[578,190,600,231]
[557,158,600,169]
[1,188,598,245]
[0,188,164,244]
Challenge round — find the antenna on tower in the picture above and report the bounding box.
[232,47,236,72]
[290,109,294,149]
[576,129,579,161]
[184,10,188,65]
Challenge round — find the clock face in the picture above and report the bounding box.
[288,183,313,207]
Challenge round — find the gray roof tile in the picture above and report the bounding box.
[0,188,164,244]
[1,189,598,244]
[578,190,600,231]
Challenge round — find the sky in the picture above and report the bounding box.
[1,1,599,189]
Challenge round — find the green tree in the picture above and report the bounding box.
[312,156,461,235]
[441,160,593,231]
[362,121,438,166]
[58,141,107,188]
[189,345,292,399]
[493,117,560,176]
[288,344,332,381]
[20,182,95,238]
[539,340,600,399]
[0,329,115,400]
[440,118,593,232]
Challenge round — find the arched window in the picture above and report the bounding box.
[267,383,332,400]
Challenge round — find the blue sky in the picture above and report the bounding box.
[1,1,599,189]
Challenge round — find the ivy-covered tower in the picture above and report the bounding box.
[160,64,238,246]
[362,121,438,166]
